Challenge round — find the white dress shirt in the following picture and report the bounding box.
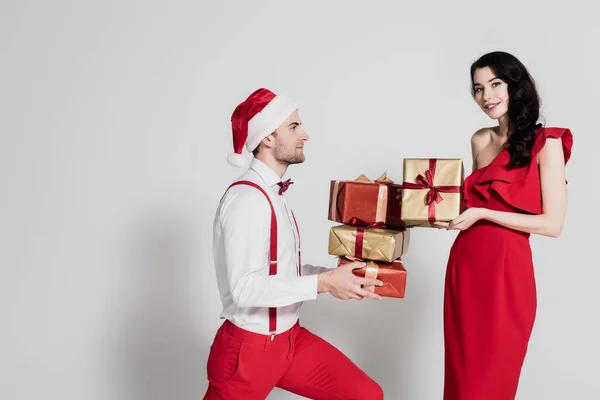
[213,158,330,334]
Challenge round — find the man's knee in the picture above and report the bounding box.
[354,377,384,400]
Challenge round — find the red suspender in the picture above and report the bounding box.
[291,211,301,276]
[225,181,278,337]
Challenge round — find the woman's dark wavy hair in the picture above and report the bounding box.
[470,51,542,169]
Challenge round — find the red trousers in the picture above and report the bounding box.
[204,320,384,399]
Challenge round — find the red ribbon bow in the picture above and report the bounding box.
[415,170,444,205]
[349,217,387,230]
[277,178,294,195]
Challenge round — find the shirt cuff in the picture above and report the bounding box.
[297,274,319,300]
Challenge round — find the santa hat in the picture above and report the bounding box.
[228,88,298,167]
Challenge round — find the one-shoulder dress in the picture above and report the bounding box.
[443,127,573,400]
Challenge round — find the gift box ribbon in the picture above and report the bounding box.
[342,255,381,292]
[402,159,461,226]
[349,218,387,259]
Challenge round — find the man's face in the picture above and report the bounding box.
[272,110,309,165]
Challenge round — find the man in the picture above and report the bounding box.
[204,88,385,399]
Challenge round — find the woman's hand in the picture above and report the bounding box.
[434,208,487,231]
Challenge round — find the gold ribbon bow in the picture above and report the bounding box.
[354,171,394,185]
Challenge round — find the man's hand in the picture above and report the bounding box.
[317,261,383,300]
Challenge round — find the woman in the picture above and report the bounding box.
[435,51,573,399]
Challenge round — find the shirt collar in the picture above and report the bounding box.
[249,158,284,188]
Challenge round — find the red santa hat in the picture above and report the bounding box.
[228,88,298,167]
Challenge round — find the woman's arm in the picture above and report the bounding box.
[436,137,567,237]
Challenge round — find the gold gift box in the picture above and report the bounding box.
[401,158,464,227]
[328,225,410,262]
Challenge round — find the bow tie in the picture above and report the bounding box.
[277,179,294,195]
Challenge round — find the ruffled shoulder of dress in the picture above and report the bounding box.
[470,127,572,214]
[530,127,573,165]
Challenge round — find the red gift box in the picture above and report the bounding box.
[328,172,404,229]
[338,256,407,298]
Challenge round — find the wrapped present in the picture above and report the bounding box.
[338,256,407,298]
[401,158,464,227]
[328,172,404,229]
[328,223,410,262]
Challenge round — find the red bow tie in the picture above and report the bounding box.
[277,179,294,195]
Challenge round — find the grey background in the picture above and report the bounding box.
[1,1,597,399]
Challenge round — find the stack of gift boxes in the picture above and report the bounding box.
[327,159,465,298]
